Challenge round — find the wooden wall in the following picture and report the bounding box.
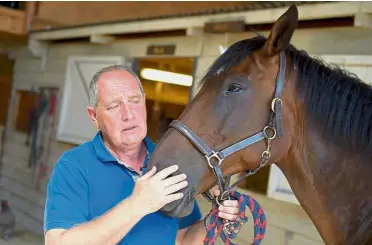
[3,26,372,241]
[31,1,255,30]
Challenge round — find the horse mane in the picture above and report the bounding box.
[202,35,372,153]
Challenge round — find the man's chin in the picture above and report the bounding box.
[120,131,144,145]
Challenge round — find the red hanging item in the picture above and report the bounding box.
[36,88,58,191]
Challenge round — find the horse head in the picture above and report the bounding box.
[147,4,299,218]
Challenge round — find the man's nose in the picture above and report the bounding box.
[120,102,135,121]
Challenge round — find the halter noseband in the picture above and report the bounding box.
[169,51,286,202]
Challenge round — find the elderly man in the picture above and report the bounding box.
[44,65,242,245]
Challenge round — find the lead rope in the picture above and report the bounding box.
[203,190,267,245]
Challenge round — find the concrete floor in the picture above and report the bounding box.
[0,239,41,245]
[0,231,43,245]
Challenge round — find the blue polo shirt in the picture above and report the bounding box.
[44,132,202,244]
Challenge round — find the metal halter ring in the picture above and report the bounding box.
[205,151,224,169]
[215,194,230,206]
[271,98,283,112]
[220,190,230,201]
[263,126,276,140]
[261,150,271,158]
[215,191,231,206]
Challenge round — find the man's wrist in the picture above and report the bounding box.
[120,195,148,219]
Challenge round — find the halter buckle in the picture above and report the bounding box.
[205,151,224,169]
[271,98,283,113]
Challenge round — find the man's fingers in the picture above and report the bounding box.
[163,174,187,187]
[221,200,239,207]
[219,205,239,215]
[154,165,179,180]
[218,212,239,221]
[212,188,221,197]
[165,193,184,203]
[139,166,156,180]
[164,181,188,195]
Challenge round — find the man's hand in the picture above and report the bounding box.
[211,187,239,221]
[131,165,187,216]
[176,186,244,245]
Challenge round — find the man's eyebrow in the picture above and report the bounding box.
[104,98,119,105]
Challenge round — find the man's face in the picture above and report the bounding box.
[87,70,147,148]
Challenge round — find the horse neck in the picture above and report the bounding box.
[277,129,372,245]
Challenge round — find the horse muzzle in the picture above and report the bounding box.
[160,187,197,218]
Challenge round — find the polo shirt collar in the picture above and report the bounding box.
[92,131,155,164]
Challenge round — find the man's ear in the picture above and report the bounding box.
[263,4,298,57]
[87,106,99,129]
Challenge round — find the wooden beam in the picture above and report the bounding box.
[25,2,38,32]
[0,6,26,35]
[30,16,66,31]
[27,39,49,70]
[153,81,163,114]
[360,1,372,13]
[25,1,67,31]
[90,34,116,44]
[186,27,203,36]
[151,81,163,140]
[354,12,372,29]
[29,2,365,42]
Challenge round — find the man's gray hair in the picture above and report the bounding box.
[88,64,144,108]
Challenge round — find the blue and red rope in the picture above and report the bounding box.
[203,191,267,245]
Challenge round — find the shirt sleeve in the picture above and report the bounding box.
[43,159,89,234]
[178,200,202,230]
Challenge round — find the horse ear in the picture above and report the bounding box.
[263,4,298,57]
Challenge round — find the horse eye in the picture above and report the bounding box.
[226,84,243,94]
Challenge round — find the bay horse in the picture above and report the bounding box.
[146,4,372,245]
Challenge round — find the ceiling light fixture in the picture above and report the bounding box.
[140,68,193,87]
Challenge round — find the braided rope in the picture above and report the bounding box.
[203,190,266,245]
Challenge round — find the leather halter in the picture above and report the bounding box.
[169,51,287,203]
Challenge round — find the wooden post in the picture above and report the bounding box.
[25,1,38,32]
[151,81,163,141]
